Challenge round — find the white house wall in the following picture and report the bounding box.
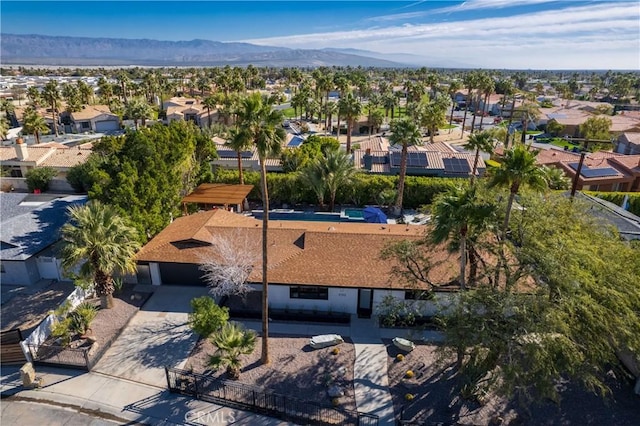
[1,258,40,286]
[252,284,358,314]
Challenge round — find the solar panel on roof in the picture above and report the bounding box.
[443,158,471,174]
[568,163,620,178]
[217,150,253,159]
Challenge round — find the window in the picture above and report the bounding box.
[404,290,433,300]
[81,121,91,130]
[290,286,329,300]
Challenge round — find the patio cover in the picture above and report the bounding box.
[181,184,253,207]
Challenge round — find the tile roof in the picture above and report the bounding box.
[0,194,87,261]
[39,147,91,168]
[70,105,117,121]
[136,209,457,289]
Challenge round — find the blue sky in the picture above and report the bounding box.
[2,1,639,69]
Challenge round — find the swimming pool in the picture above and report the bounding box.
[251,209,366,222]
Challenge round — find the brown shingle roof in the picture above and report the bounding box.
[70,105,116,121]
[136,209,457,289]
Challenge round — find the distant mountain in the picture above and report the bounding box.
[1,34,407,68]
[322,47,473,69]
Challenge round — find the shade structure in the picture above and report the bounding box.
[363,207,388,224]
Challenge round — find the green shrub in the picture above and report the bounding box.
[189,296,229,338]
[69,302,98,335]
[25,166,57,192]
[51,317,73,347]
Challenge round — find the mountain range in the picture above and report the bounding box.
[1,34,411,68]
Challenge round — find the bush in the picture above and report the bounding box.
[332,397,340,406]
[405,393,415,401]
[51,317,73,347]
[69,302,98,335]
[396,354,405,362]
[189,296,229,338]
[332,347,340,355]
[405,370,414,378]
[25,166,57,192]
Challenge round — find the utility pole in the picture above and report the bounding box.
[570,151,587,199]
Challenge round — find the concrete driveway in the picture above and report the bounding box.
[92,286,209,388]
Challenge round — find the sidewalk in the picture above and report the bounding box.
[1,365,289,425]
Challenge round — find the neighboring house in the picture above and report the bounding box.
[354,138,486,178]
[615,132,640,155]
[535,148,639,192]
[0,139,91,179]
[135,209,458,318]
[70,105,120,133]
[164,97,215,127]
[0,193,87,285]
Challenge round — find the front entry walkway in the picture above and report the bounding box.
[351,316,395,425]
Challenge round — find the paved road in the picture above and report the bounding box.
[92,286,209,388]
[1,399,122,425]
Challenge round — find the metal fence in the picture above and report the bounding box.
[165,367,378,426]
[28,342,91,370]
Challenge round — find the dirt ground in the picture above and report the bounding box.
[385,340,640,425]
[186,334,357,411]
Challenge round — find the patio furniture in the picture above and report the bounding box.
[310,334,344,349]
[392,337,415,353]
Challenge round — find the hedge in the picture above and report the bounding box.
[209,169,467,210]
[586,192,640,217]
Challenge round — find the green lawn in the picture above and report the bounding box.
[549,138,581,150]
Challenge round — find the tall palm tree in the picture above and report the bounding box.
[22,107,50,144]
[27,86,41,107]
[202,96,217,127]
[300,149,356,212]
[461,72,478,139]
[478,77,495,132]
[447,80,462,133]
[117,71,131,104]
[488,144,547,234]
[209,322,256,380]
[235,93,286,365]
[225,127,252,185]
[463,131,495,186]
[431,186,495,289]
[125,98,152,130]
[338,92,362,153]
[60,201,141,309]
[42,80,61,136]
[389,117,422,216]
[417,94,449,144]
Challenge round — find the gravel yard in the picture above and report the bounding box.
[385,340,640,425]
[186,334,357,411]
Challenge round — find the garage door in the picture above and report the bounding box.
[159,262,208,286]
[95,120,120,132]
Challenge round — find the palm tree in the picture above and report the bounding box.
[417,94,449,144]
[117,71,131,104]
[300,149,356,212]
[125,98,152,130]
[235,93,286,365]
[463,131,495,186]
[42,80,61,136]
[22,107,49,144]
[389,117,422,216]
[488,144,547,234]
[208,322,256,380]
[202,96,217,127]
[60,201,141,309]
[431,186,495,289]
[27,86,41,107]
[338,92,362,153]
[541,166,570,190]
[447,80,462,133]
[461,72,479,139]
[77,80,94,105]
[225,127,252,185]
[0,118,9,140]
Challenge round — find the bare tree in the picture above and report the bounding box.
[199,230,260,298]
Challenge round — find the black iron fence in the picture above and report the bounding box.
[28,342,91,370]
[166,367,378,426]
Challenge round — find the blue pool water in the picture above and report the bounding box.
[252,209,365,222]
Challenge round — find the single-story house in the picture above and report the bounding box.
[535,148,638,192]
[135,209,459,318]
[164,97,216,127]
[353,139,486,178]
[615,132,640,155]
[0,193,87,286]
[70,105,120,133]
[0,139,91,180]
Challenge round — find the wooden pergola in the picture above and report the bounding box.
[181,183,254,214]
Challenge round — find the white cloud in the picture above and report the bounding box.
[244,2,640,69]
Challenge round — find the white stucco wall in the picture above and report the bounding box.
[150,262,162,286]
[263,284,358,314]
[1,258,40,286]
